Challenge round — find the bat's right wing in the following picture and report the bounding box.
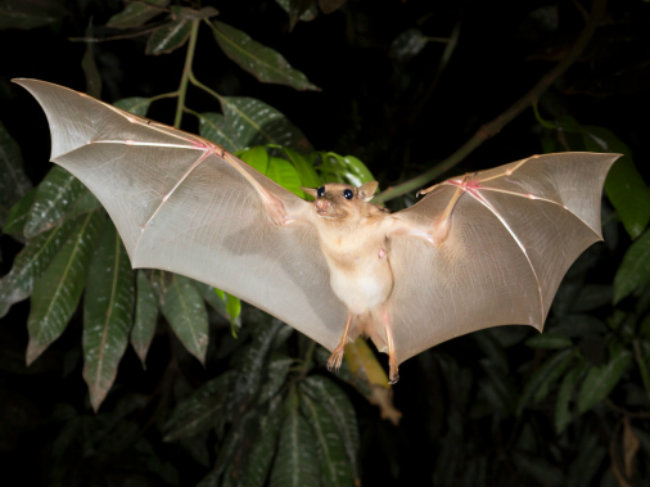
[386,152,619,364]
[15,78,347,352]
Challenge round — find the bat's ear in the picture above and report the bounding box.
[358,181,378,201]
[301,187,318,199]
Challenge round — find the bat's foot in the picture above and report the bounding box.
[326,348,345,372]
[388,357,400,385]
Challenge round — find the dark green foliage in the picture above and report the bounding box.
[1,1,648,485]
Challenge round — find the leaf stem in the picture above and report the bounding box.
[174,19,200,128]
[374,0,607,204]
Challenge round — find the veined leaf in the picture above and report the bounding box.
[26,210,103,364]
[0,0,68,29]
[161,275,208,364]
[280,146,321,188]
[83,222,135,411]
[0,121,32,226]
[555,362,586,433]
[300,389,355,486]
[198,112,241,153]
[517,349,573,414]
[2,187,35,237]
[211,20,319,91]
[146,15,191,55]
[131,271,158,368]
[300,375,359,480]
[164,372,235,442]
[226,395,284,486]
[114,97,152,117]
[613,229,650,304]
[582,126,650,239]
[219,96,312,151]
[318,152,375,187]
[270,389,320,486]
[0,214,78,317]
[107,0,169,29]
[578,346,633,414]
[23,166,89,238]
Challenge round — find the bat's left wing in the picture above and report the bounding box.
[14,78,347,352]
[387,152,618,364]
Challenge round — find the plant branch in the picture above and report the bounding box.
[374,0,607,204]
[174,19,200,128]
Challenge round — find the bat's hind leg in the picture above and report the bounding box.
[381,307,399,385]
[327,313,354,372]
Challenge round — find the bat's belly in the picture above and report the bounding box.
[328,258,393,315]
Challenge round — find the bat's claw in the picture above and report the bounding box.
[326,348,344,372]
[388,360,400,385]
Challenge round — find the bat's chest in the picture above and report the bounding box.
[320,235,394,315]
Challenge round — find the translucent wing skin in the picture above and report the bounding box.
[388,152,618,363]
[15,78,347,351]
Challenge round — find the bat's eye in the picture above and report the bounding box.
[343,189,354,200]
[317,186,325,198]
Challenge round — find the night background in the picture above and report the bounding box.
[0,0,649,485]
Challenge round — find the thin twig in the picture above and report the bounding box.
[374,0,607,204]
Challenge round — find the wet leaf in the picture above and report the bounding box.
[161,275,208,364]
[270,389,319,486]
[26,211,102,364]
[0,121,32,226]
[82,222,134,411]
[219,96,312,151]
[131,271,158,368]
[578,346,632,414]
[107,0,169,29]
[211,20,319,91]
[23,166,88,238]
[613,229,650,304]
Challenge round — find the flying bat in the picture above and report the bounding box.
[14,79,618,383]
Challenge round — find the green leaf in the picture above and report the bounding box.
[300,376,359,479]
[23,167,89,238]
[555,363,586,433]
[114,97,152,116]
[258,356,294,405]
[82,222,135,411]
[235,396,285,486]
[525,333,573,349]
[389,28,429,63]
[582,126,650,238]
[0,0,68,29]
[0,214,78,317]
[318,152,375,187]
[232,320,284,405]
[275,0,318,29]
[219,96,312,151]
[164,372,235,441]
[613,229,650,304]
[3,187,35,237]
[211,20,319,91]
[577,346,633,414]
[271,389,320,486]
[0,121,32,226]
[300,390,355,486]
[161,275,209,364]
[198,112,241,153]
[280,146,321,188]
[26,210,102,364]
[106,0,169,29]
[146,17,191,55]
[268,156,303,196]
[131,271,158,368]
[238,145,269,173]
[517,349,573,414]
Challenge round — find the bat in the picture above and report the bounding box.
[14,79,618,384]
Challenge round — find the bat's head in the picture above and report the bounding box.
[303,182,379,220]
